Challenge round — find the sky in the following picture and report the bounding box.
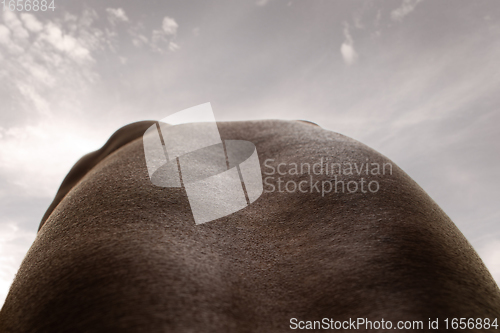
[0,0,499,307]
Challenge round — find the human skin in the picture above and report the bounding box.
[1,120,499,332]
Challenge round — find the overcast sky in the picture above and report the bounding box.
[1,0,499,307]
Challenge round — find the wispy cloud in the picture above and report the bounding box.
[374,9,382,27]
[478,239,500,286]
[0,10,102,122]
[0,121,103,198]
[391,0,423,22]
[152,16,179,52]
[0,7,186,205]
[0,12,26,54]
[353,12,364,29]
[161,17,178,36]
[256,0,270,6]
[106,8,129,25]
[20,13,43,32]
[0,223,36,307]
[130,16,180,53]
[340,23,358,65]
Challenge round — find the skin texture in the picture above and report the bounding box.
[0,120,499,332]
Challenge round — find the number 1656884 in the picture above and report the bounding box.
[2,0,55,12]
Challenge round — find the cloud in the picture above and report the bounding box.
[20,13,43,33]
[131,32,149,47]
[0,10,106,121]
[15,82,51,116]
[374,9,382,27]
[0,9,187,200]
[0,24,12,45]
[0,223,36,307]
[3,10,29,41]
[391,0,423,22]
[152,16,179,52]
[340,23,358,65]
[353,13,364,29]
[162,17,178,36]
[168,42,180,51]
[256,0,270,6]
[40,22,92,62]
[0,13,25,54]
[478,239,500,286]
[0,119,104,197]
[130,16,180,53]
[106,8,129,25]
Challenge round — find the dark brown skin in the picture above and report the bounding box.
[0,120,499,332]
